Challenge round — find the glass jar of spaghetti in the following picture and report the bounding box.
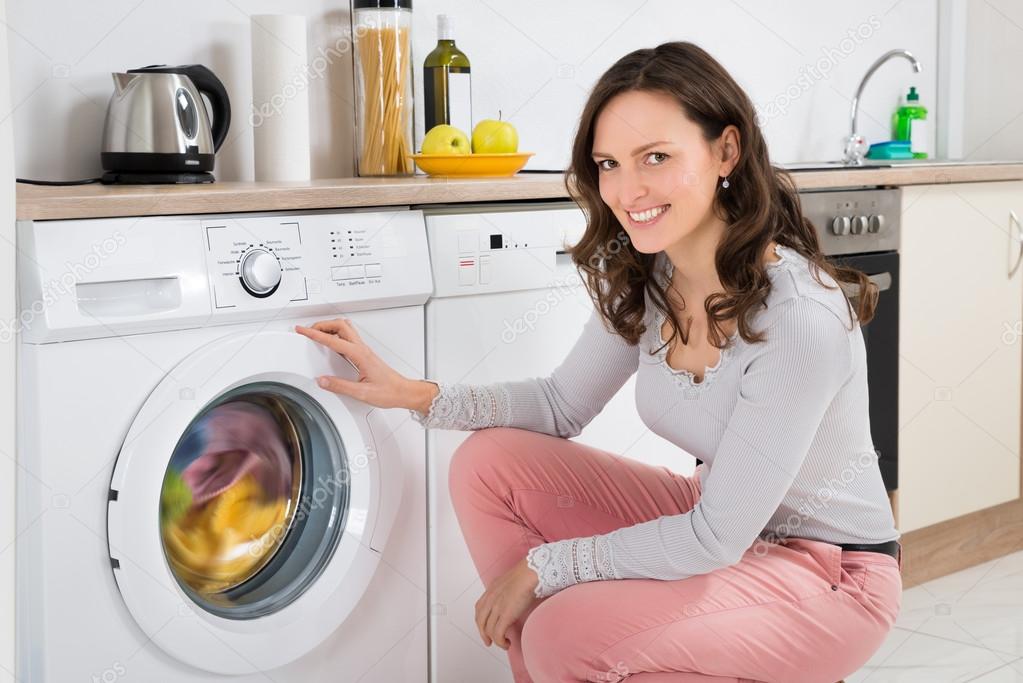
[353,0,414,176]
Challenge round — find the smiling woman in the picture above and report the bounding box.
[567,45,880,357]
[299,40,901,683]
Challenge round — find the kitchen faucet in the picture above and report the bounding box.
[843,49,922,166]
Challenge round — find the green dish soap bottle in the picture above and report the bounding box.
[893,86,928,159]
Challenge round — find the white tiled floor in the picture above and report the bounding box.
[849,549,1023,682]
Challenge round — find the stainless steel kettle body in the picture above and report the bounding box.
[101,64,231,177]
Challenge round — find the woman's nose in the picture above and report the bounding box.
[617,171,650,208]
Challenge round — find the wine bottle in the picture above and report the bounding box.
[423,14,472,135]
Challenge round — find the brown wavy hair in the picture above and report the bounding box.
[564,41,878,352]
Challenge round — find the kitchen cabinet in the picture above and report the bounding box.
[898,180,1023,532]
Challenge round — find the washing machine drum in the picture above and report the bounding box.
[108,331,397,674]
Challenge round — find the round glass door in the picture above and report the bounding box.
[159,381,349,619]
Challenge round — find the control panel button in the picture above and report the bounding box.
[479,255,492,284]
[331,266,348,281]
[366,263,382,277]
[458,259,476,285]
[349,264,366,279]
[851,215,869,235]
[868,214,885,233]
[239,248,282,296]
[458,230,478,253]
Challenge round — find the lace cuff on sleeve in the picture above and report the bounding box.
[408,381,513,431]
[525,535,618,599]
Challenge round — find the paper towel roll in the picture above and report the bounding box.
[251,14,311,181]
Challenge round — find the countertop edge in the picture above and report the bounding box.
[15,163,1023,221]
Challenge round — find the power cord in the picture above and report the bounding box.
[16,177,102,185]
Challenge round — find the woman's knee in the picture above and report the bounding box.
[520,594,571,678]
[521,589,608,680]
[447,427,522,499]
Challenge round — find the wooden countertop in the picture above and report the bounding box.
[16,162,1023,221]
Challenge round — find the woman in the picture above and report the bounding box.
[297,41,901,683]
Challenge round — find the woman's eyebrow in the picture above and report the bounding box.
[591,140,672,159]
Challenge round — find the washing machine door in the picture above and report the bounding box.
[107,330,400,674]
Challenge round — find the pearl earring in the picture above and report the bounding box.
[721,177,730,189]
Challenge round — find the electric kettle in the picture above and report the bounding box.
[101,64,231,184]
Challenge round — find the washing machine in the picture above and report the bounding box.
[421,202,692,682]
[15,209,431,681]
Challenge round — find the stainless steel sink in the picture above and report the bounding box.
[782,160,891,171]
[782,159,1023,172]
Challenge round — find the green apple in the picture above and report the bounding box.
[471,119,518,154]
[421,124,471,155]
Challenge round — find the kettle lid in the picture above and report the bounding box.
[127,64,198,75]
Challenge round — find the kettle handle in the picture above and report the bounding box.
[179,65,231,152]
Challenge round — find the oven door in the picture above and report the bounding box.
[828,250,900,490]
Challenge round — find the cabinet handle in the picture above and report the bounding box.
[1011,210,1023,278]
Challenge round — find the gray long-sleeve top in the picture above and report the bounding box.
[412,244,900,598]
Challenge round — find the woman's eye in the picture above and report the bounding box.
[647,152,669,165]
[596,159,617,171]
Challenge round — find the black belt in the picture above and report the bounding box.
[837,539,900,560]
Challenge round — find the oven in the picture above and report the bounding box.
[801,188,901,491]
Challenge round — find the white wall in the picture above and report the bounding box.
[7,0,358,182]
[7,0,943,180]
[411,0,939,169]
[961,0,1023,159]
[1,0,16,678]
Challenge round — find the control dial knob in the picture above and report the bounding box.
[851,215,869,235]
[239,248,282,297]
[831,216,851,236]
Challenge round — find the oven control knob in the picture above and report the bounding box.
[831,216,851,236]
[851,215,869,235]
[239,248,282,296]
[868,214,885,233]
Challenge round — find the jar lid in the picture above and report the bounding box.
[353,0,412,9]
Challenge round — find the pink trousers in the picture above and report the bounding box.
[448,427,903,683]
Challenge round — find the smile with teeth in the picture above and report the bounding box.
[627,204,669,223]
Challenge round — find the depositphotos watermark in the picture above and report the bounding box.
[0,231,127,343]
[755,16,882,125]
[499,229,633,343]
[589,660,630,682]
[1002,319,1022,345]
[247,446,378,558]
[753,448,880,555]
[501,272,583,343]
[90,661,126,683]
[250,23,372,128]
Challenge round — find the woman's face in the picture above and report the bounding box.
[591,89,735,255]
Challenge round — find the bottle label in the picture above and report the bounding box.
[909,117,928,155]
[447,71,472,135]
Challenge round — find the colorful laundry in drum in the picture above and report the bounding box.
[159,400,302,596]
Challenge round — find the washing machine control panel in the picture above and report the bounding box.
[203,218,305,308]
[200,210,433,320]
[15,210,432,342]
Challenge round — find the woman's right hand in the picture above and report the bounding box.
[294,318,438,415]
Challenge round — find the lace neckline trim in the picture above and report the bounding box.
[651,243,797,389]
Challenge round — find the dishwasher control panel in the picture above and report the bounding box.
[424,203,587,297]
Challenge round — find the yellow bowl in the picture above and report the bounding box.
[409,152,534,178]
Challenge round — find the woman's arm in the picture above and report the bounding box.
[526,296,855,597]
[409,307,640,438]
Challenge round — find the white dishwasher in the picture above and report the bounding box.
[422,201,693,683]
